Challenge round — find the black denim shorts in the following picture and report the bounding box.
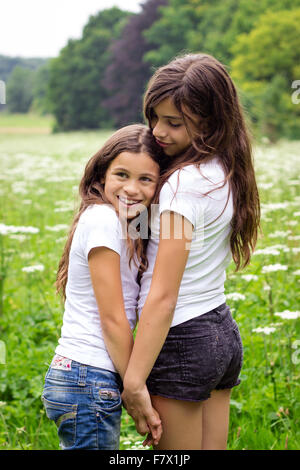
[146,303,243,402]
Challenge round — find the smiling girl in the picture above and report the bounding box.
[41,124,163,450]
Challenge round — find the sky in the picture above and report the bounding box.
[0,0,143,58]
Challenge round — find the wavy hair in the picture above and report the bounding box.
[144,53,260,270]
[56,124,165,300]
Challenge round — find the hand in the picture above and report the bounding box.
[121,384,162,446]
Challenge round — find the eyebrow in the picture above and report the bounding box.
[163,115,183,120]
[112,167,158,177]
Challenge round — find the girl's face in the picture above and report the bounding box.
[103,151,159,219]
[151,97,193,157]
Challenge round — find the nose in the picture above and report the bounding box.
[123,179,139,196]
[152,120,167,140]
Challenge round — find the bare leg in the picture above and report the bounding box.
[201,389,231,450]
[150,395,203,450]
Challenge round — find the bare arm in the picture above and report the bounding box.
[122,212,193,425]
[88,246,133,380]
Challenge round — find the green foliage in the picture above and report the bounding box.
[6,66,35,113]
[231,8,300,141]
[2,0,300,140]
[48,8,131,131]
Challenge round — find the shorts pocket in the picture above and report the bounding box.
[179,331,222,385]
[97,388,122,411]
[42,395,77,448]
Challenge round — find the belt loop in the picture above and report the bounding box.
[78,365,87,386]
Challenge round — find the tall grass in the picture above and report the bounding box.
[0,121,299,450]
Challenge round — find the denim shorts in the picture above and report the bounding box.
[41,355,123,450]
[146,303,243,402]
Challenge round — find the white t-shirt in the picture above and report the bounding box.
[138,158,233,327]
[56,204,139,371]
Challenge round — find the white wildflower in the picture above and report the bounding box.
[0,224,39,235]
[262,264,288,273]
[226,293,246,301]
[36,188,46,195]
[254,247,281,256]
[292,248,300,254]
[45,224,69,232]
[293,211,300,217]
[9,234,27,242]
[288,235,300,240]
[261,202,289,212]
[54,207,73,212]
[269,230,291,238]
[263,284,271,291]
[274,311,300,320]
[22,264,45,273]
[252,327,276,335]
[259,182,273,190]
[293,269,300,275]
[241,274,259,282]
[286,220,298,226]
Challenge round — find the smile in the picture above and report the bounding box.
[118,196,143,206]
[155,139,173,148]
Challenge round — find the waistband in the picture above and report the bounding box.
[167,303,231,336]
[47,354,122,388]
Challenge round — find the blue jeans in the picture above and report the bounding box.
[41,355,123,450]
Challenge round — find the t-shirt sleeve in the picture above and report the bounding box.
[159,170,206,228]
[80,205,122,260]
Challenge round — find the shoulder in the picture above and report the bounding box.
[163,158,226,194]
[80,204,119,223]
[79,204,121,234]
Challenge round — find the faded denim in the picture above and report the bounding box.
[41,358,122,450]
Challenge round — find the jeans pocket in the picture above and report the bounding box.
[42,394,77,449]
[97,388,122,411]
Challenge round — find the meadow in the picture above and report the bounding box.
[0,115,299,450]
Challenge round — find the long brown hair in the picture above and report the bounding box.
[56,124,165,300]
[144,53,260,271]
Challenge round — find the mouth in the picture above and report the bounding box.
[117,196,143,207]
[155,139,173,148]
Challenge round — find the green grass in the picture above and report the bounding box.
[0,112,54,130]
[0,121,299,450]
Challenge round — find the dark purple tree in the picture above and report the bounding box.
[102,0,168,128]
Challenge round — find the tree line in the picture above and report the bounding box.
[1,0,299,141]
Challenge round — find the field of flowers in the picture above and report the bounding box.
[0,124,299,450]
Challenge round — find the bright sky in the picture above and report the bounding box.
[0,0,143,58]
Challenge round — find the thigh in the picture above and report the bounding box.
[150,395,203,450]
[201,388,231,450]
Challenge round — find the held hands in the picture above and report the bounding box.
[121,383,162,447]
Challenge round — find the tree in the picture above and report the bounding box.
[231,8,300,140]
[48,8,130,131]
[6,66,35,113]
[102,0,168,127]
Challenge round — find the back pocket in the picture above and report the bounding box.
[42,395,77,449]
[179,331,222,385]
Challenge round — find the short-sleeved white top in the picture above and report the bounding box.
[56,204,139,371]
[137,158,233,327]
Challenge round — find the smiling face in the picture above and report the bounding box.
[103,151,159,220]
[151,97,193,157]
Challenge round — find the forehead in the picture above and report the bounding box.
[153,97,182,118]
[109,151,159,173]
